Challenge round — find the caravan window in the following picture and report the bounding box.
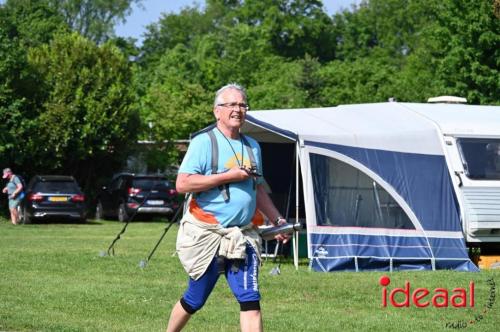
[310,153,414,229]
[457,138,500,180]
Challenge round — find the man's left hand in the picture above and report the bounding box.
[274,218,291,244]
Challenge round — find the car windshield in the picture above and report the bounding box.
[132,178,171,190]
[33,181,80,193]
[458,138,500,180]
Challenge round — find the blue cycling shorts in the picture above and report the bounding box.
[182,243,260,312]
[9,197,22,209]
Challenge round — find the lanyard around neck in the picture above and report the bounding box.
[216,128,244,167]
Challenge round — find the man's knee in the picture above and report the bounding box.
[240,300,261,312]
[180,297,204,314]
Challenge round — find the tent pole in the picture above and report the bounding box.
[294,140,300,270]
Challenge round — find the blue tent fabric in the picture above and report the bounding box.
[306,141,462,232]
[310,233,433,258]
[309,234,478,272]
[311,256,476,272]
[305,142,478,272]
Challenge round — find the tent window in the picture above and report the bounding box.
[457,138,500,180]
[310,153,414,229]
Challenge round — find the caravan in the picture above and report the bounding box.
[241,101,500,272]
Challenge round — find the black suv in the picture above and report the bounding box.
[95,173,178,222]
[23,175,87,223]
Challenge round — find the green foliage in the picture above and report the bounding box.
[25,32,139,190]
[432,0,500,104]
[330,0,499,104]
[318,57,396,105]
[140,5,210,67]
[135,0,499,148]
[1,0,499,189]
[48,0,144,44]
[0,23,39,169]
[233,0,336,61]
[143,68,213,142]
[0,0,67,47]
[248,56,308,109]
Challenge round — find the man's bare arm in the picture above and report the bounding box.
[176,167,251,193]
[255,184,282,224]
[256,184,290,242]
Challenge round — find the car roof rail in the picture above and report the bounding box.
[36,175,76,182]
[111,172,135,179]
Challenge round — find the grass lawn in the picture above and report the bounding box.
[0,217,498,332]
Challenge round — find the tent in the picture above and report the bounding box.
[240,102,500,272]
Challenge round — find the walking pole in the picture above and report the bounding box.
[138,201,184,268]
[99,184,161,257]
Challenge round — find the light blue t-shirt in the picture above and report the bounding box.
[179,129,263,227]
[6,175,21,195]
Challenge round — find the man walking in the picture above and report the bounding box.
[166,84,288,332]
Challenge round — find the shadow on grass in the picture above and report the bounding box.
[25,217,175,225]
[24,219,103,225]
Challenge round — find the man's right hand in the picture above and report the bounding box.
[225,166,252,182]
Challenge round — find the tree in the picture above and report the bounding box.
[141,44,213,141]
[48,0,143,44]
[0,5,49,171]
[0,26,30,167]
[0,0,67,46]
[237,0,336,61]
[326,0,499,104]
[140,5,210,67]
[26,33,140,190]
[432,0,500,104]
[247,56,308,109]
[318,57,396,105]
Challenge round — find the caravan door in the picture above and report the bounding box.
[446,136,500,243]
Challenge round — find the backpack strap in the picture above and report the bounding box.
[241,134,257,171]
[12,175,22,187]
[206,129,230,202]
[206,130,219,176]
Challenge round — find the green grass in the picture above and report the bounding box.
[0,218,498,332]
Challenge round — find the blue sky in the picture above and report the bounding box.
[115,0,360,45]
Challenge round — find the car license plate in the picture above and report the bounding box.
[49,196,68,202]
[147,200,164,205]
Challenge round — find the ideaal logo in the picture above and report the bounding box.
[379,275,496,329]
[379,275,474,308]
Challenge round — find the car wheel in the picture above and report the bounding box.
[17,205,24,224]
[23,207,32,224]
[95,201,104,220]
[118,203,129,222]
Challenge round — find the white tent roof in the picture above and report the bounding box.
[243,102,500,155]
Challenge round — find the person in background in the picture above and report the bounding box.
[2,168,23,225]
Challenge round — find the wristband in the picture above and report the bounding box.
[274,216,286,225]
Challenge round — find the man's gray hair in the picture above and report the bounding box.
[214,83,247,108]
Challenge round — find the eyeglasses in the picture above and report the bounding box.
[217,102,249,112]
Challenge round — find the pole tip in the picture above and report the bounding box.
[269,266,281,275]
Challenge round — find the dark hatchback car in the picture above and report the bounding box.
[23,175,87,223]
[95,173,178,222]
